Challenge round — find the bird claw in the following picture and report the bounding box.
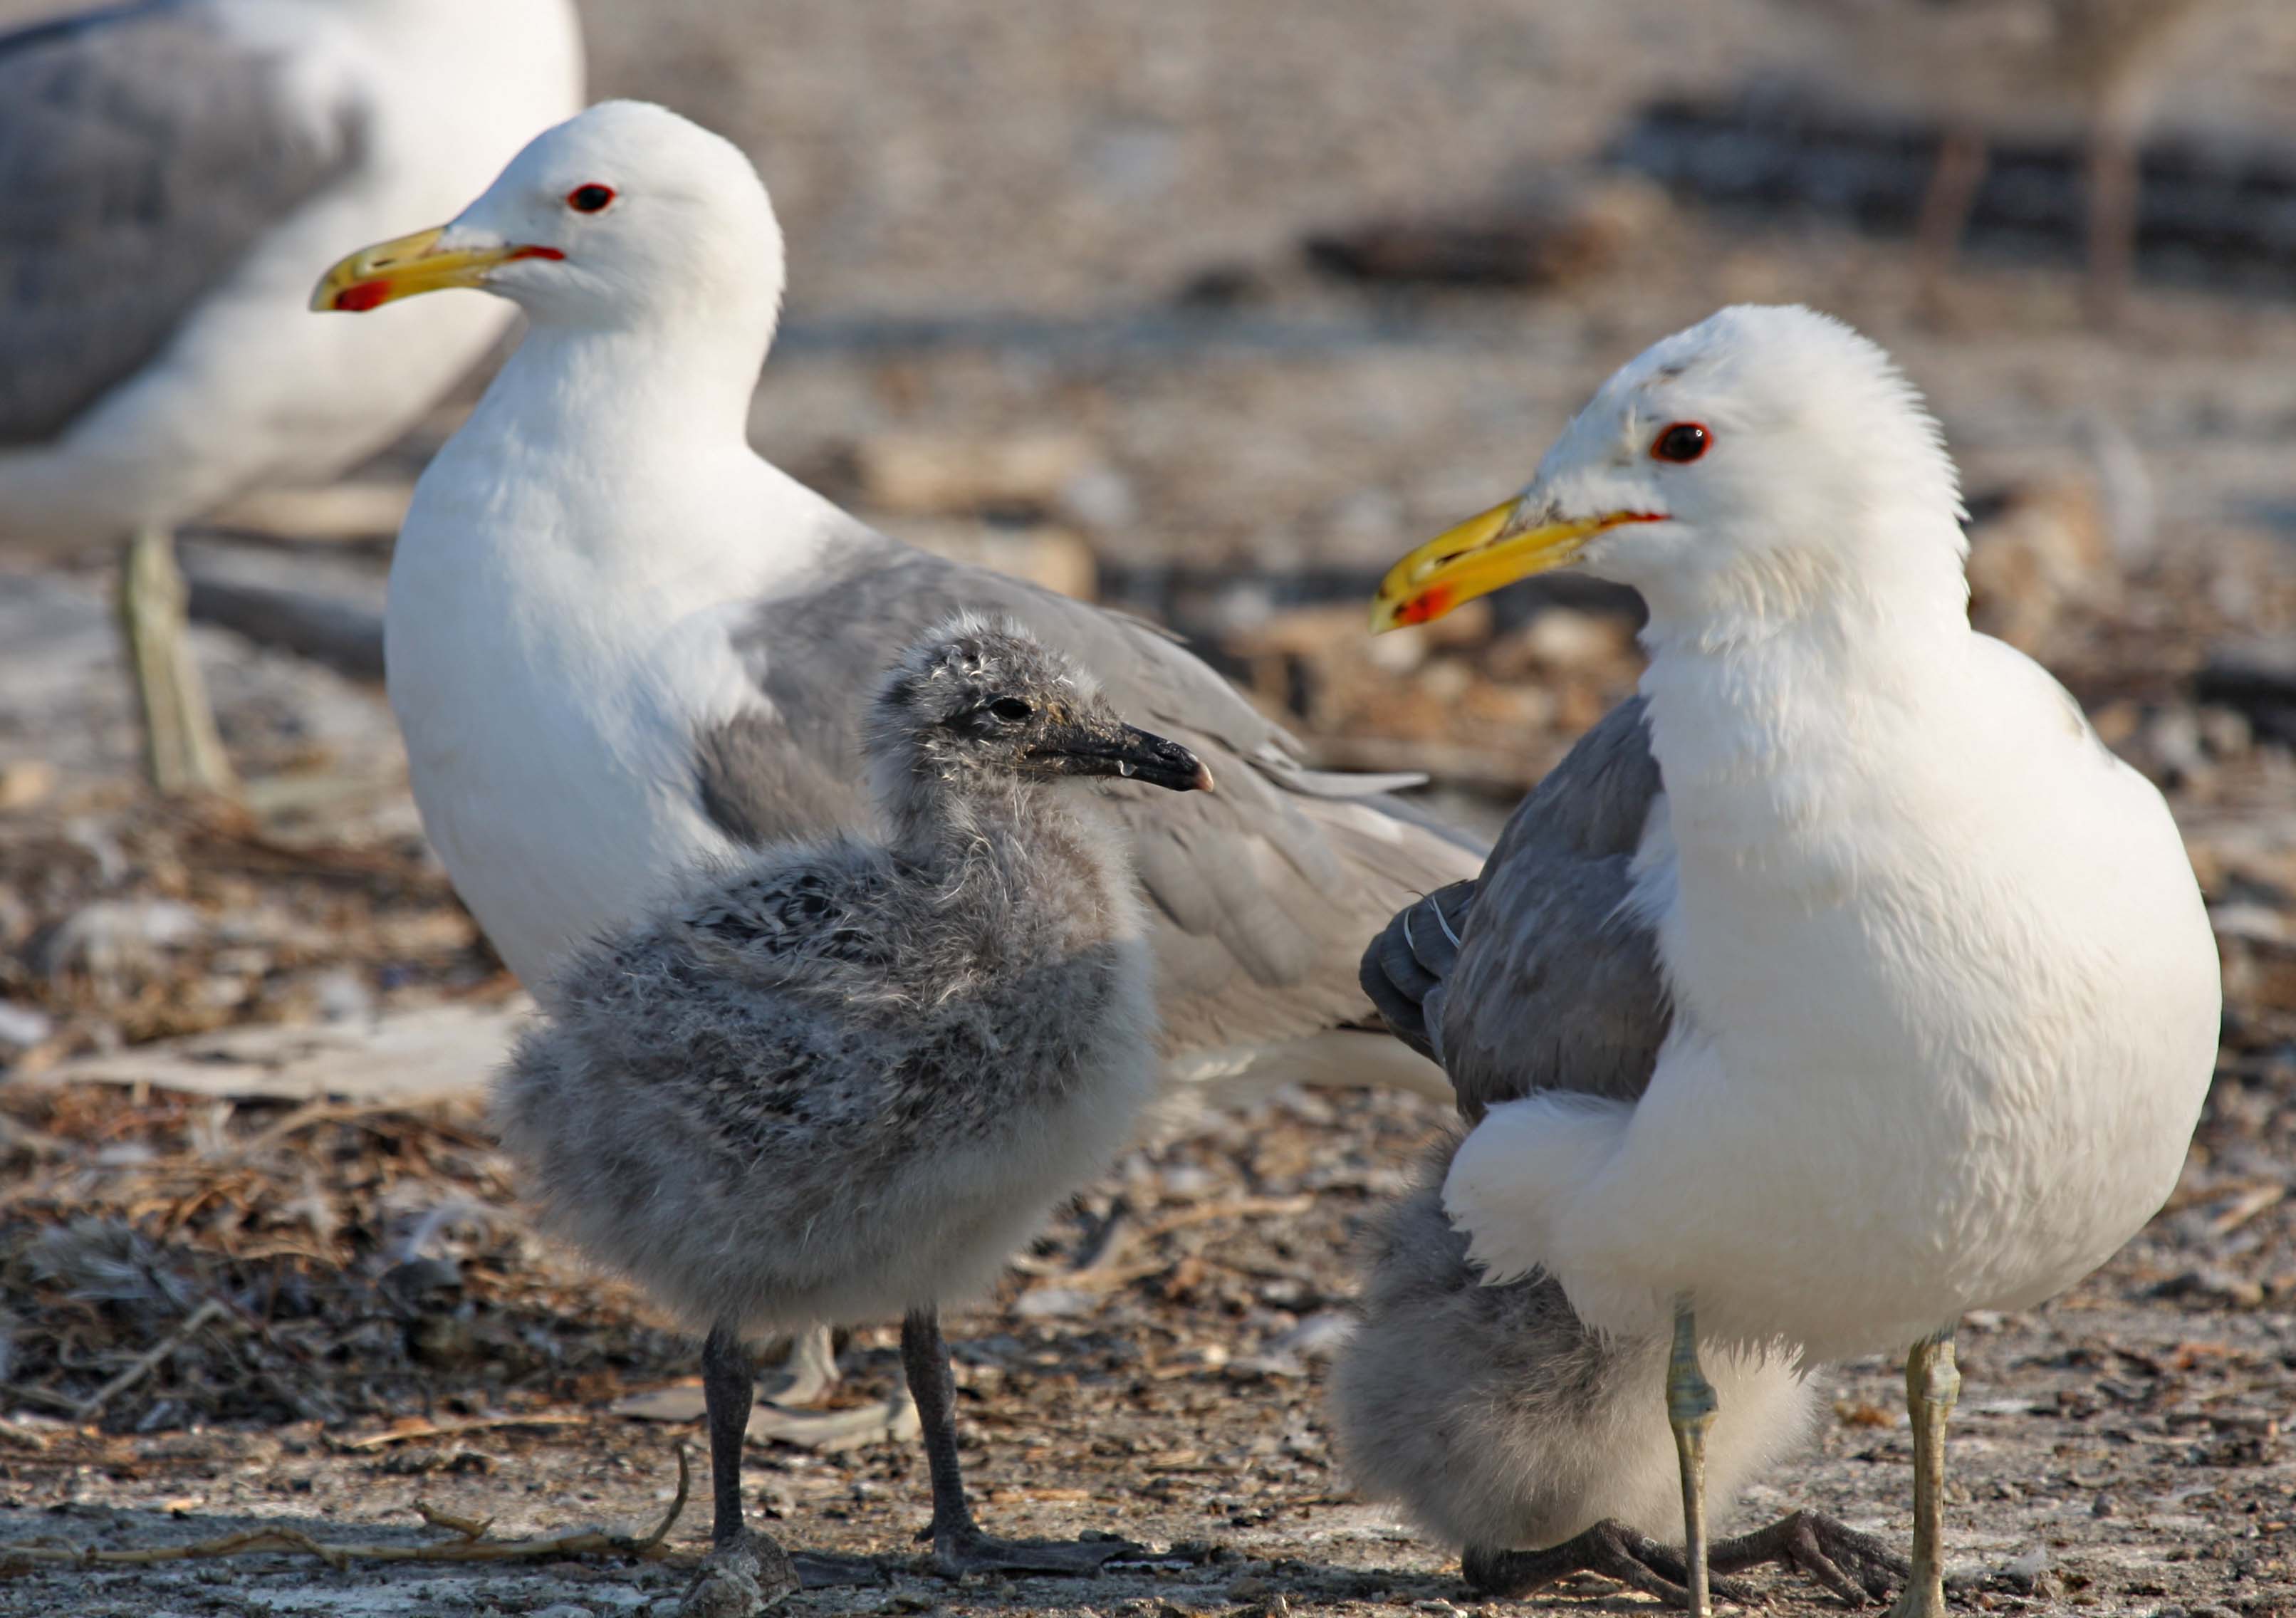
[927,1525,1141,1580]
[1711,1510,1911,1606]
[1463,1520,1760,1607]
[788,1550,888,1590]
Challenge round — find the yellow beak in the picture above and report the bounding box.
[310,226,560,313]
[1369,499,1656,632]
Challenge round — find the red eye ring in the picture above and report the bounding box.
[565,184,615,214]
[1651,422,1711,463]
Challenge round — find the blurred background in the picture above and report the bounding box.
[11,1,2296,821]
[5,2,2296,1611]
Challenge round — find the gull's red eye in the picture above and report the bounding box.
[1651,422,1711,464]
[565,184,615,214]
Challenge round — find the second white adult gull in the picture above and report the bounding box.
[1357,304,2218,1618]
[308,100,1487,1443]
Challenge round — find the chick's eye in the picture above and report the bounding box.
[565,184,615,214]
[1651,422,1711,464]
[988,698,1033,724]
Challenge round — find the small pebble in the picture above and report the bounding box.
[32,898,202,978]
[1159,1164,1219,1201]
[0,999,53,1051]
[1013,1285,1099,1320]
[1998,1547,2050,1593]
[314,967,377,1023]
[0,759,56,811]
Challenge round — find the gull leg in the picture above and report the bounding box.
[680,1325,799,1617]
[120,528,236,799]
[1916,123,1989,320]
[766,1325,842,1406]
[1887,1328,1961,1618]
[2082,121,2139,328]
[901,1305,1137,1578]
[703,1325,757,1545]
[1667,1296,1718,1618]
[745,1322,919,1452]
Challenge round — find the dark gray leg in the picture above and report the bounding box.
[680,1325,799,1615]
[900,1306,1137,1578]
[1709,1510,1910,1607]
[902,1308,975,1546]
[703,1325,756,1545]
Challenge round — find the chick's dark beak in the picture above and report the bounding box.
[1035,721,1214,794]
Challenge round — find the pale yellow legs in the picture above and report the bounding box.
[1888,1329,1961,1618]
[120,527,236,799]
[1669,1308,1957,1617]
[1666,1296,1719,1617]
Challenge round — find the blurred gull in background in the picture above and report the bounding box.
[1783,0,2245,322]
[0,0,583,795]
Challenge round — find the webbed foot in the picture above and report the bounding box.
[1463,1521,1760,1607]
[1711,1510,1910,1606]
[926,1525,1141,1580]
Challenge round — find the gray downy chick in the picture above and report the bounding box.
[1332,1139,1815,1590]
[495,618,1210,1590]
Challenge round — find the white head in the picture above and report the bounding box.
[312,101,783,340]
[1372,306,1968,642]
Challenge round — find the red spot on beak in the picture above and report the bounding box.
[333,281,391,313]
[1396,588,1451,626]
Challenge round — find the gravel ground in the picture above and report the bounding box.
[0,1081,2290,1618]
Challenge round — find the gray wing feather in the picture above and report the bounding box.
[1362,696,1668,1121]
[704,524,1488,1058]
[0,0,361,444]
[693,708,866,850]
[1359,878,1473,1064]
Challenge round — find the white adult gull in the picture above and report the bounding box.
[0,0,582,795]
[1340,701,1870,1609]
[1357,304,2219,1617]
[310,100,1488,1441]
